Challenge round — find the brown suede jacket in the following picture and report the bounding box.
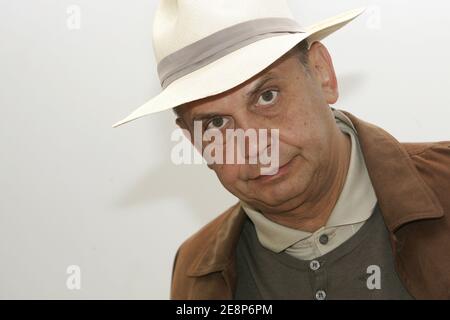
[171,110,450,299]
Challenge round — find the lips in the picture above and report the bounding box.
[248,157,294,181]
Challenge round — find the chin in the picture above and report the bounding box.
[252,172,310,209]
[254,185,303,209]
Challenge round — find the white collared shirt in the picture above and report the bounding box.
[240,109,378,260]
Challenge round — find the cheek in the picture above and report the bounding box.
[211,164,241,190]
[278,118,315,150]
[276,115,330,166]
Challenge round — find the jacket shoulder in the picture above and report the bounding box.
[401,140,450,181]
[170,202,241,299]
[401,140,450,209]
[178,201,241,254]
[401,140,450,157]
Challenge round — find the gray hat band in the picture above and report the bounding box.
[157,17,305,89]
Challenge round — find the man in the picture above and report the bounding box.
[113,0,450,299]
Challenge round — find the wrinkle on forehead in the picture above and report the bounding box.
[178,52,302,126]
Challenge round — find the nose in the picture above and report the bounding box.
[235,121,269,164]
[230,113,273,166]
[245,134,260,163]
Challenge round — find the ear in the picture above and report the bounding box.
[307,41,339,104]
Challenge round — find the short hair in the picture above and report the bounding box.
[292,38,310,67]
[173,39,310,117]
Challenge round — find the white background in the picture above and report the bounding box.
[0,0,449,299]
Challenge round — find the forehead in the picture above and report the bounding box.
[176,52,300,121]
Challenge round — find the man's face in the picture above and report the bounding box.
[176,42,340,214]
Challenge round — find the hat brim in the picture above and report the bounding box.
[112,7,365,128]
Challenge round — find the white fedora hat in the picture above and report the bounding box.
[112,0,365,128]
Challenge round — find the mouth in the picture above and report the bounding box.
[249,156,296,183]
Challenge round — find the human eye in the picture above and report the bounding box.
[205,116,231,132]
[256,89,279,107]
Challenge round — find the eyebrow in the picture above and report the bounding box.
[246,73,278,102]
[191,112,221,126]
[190,72,279,126]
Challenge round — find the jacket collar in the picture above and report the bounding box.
[187,109,444,277]
[342,110,443,231]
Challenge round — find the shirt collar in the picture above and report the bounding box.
[241,109,377,253]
